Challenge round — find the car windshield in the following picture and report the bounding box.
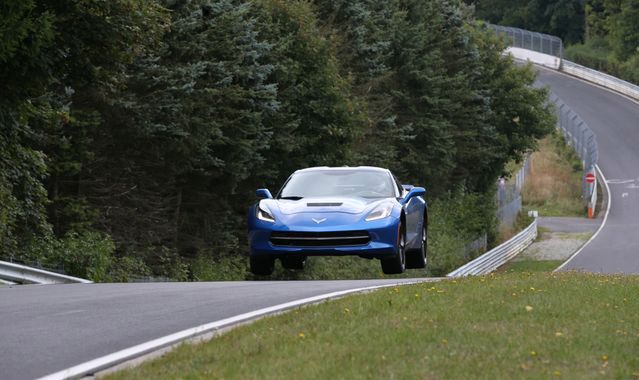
[279,170,396,199]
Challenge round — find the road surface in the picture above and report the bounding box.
[537,68,639,274]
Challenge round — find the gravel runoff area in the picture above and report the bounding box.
[514,217,601,262]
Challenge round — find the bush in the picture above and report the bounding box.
[109,256,152,283]
[619,54,639,85]
[427,190,497,276]
[26,232,116,282]
[190,253,247,281]
[19,232,155,282]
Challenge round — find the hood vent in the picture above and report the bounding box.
[306,202,343,207]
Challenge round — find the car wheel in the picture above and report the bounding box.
[281,256,305,270]
[250,256,275,276]
[406,224,427,269]
[381,223,406,274]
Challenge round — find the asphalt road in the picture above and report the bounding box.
[0,279,431,380]
[536,68,639,274]
[538,217,600,234]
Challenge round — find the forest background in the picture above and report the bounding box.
[0,0,556,280]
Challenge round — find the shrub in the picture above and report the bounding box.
[190,253,247,281]
[426,190,497,276]
[27,232,116,282]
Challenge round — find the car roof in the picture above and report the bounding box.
[294,166,391,174]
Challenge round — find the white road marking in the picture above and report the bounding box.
[607,179,635,184]
[49,309,85,317]
[622,193,629,198]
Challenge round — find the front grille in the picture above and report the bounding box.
[270,231,370,247]
[306,202,343,207]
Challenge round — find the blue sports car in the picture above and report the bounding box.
[247,166,427,275]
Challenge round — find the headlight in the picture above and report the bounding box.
[257,202,275,223]
[365,202,394,221]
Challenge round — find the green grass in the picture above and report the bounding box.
[106,273,639,379]
[523,133,586,217]
[501,260,563,273]
[524,200,585,218]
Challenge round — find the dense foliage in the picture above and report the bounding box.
[566,0,639,85]
[464,0,586,44]
[0,0,553,280]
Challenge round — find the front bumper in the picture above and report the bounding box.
[248,217,401,259]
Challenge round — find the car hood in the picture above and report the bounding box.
[266,197,391,215]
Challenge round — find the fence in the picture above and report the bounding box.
[549,92,599,203]
[465,234,488,256]
[489,24,601,217]
[496,156,530,226]
[489,24,563,58]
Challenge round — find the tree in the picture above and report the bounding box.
[608,0,639,60]
[253,0,362,185]
[0,0,55,256]
[314,0,553,194]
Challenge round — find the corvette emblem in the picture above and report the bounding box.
[312,218,327,224]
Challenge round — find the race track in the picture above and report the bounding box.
[537,68,639,274]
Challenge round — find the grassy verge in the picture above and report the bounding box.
[106,273,639,379]
[523,133,585,217]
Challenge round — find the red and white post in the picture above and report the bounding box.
[585,169,597,219]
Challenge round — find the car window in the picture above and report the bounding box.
[392,175,404,197]
[279,170,396,199]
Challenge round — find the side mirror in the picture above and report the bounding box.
[400,186,425,205]
[256,188,273,199]
[402,184,414,192]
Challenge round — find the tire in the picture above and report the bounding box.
[381,223,406,274]
[406,223,427,269]
[281,256,305,270]
[250,256,275,276]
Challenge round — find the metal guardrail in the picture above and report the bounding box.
[0,260,92,285]
[447,218,537,277]
[563,60,639,101]
[489,24,563,58]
